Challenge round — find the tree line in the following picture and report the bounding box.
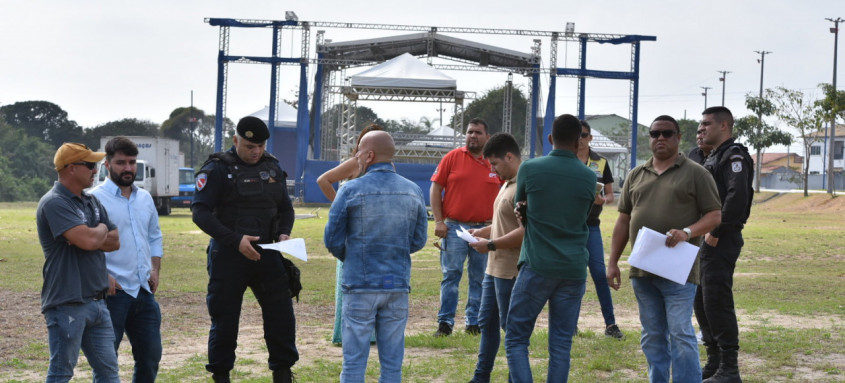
[2,83,840,201]
[0,101,233,202]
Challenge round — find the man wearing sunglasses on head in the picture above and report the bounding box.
[608,116,721,383]
[36,143,122,382]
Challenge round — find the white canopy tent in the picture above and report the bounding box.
[590,130,627,154]
[407,125,464,147]
[248,104,298,128]
[350,53,457,89]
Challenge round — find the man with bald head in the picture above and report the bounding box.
[324,131,428,383]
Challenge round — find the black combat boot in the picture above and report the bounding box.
[702,345,721,379]
[703,348,742,383]
[273,367,295,383]
[212,372,230,383]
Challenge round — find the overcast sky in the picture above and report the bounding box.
[2,0,842,154]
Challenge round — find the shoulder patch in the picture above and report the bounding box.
[196,173,208,191]
[731,162,743,173]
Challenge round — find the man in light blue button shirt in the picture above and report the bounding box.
[91,136,163,383]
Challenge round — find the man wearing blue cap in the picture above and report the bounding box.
[192,116,298,383]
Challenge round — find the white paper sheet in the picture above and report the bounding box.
[257,238,308,262]
[628,227,699,285]
[456,225,479,244]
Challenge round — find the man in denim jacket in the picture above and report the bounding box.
[324,131,428,383]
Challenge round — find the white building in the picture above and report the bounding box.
[807,124,844,175]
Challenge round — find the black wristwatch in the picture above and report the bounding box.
[487,240,496,251]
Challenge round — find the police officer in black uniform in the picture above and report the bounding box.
[192,116,297,383]
[694,106,753,383]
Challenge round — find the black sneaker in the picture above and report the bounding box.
[212,372,231,383]
[605,324,624,339]
[465,324,480,335]
[434,322,453,337]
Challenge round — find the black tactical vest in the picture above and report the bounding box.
[206,151,288,243]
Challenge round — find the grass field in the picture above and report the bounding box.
[0,192,843,382]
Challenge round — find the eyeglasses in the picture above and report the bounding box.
[580,132,590,138]
[70,162,97,170]
[648,130,676,139]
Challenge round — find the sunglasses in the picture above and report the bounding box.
[648,130,676,139]
[580,132,590,138]
[70,162,97,170]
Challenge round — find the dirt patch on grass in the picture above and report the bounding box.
[754,192,845,213]
[3,289,843,380]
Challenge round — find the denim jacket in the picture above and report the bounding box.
[324,163,428,293]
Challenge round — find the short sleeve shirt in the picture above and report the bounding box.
[617,155,721,284]
[486,173,520,279]
[585,150,613,226]
[36,182,116,312]
[431,147,502,222]
[514,149,596,280]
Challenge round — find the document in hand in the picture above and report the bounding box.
[456,226,479,244]
[627,227,699,285]
[258,238,308,262]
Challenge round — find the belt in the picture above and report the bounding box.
[92,290,107,301]
[445,218,491,226]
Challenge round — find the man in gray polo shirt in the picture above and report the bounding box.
[36,142,121,382]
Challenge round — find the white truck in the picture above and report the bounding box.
[96,136,183,215]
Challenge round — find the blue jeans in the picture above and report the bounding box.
[340,291,408,383]
[44,299,120,383]
[631,277,701,383]
[505,265,585,383]
[586,225,616,326]
[473,274,516,383]
[438,220,488,327]
[106,289,162,383]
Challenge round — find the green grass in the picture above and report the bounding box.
[1,193,844,382]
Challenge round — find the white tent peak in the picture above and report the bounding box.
[350,53,457,89]
[408,125,464,147]
[427,125,462,137]
[248,104,298,128]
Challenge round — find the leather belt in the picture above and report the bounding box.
[445,218,491,226]
[92,290,107,301]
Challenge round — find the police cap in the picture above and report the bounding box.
[236,116,270,143]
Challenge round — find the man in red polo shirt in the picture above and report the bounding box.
[430,118,503,337]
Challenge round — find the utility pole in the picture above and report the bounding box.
[701,86,711,110]
[436,102,446,132]
[190,90,196,168]
[753,51,771,194]
[826,17,842,195]
[754,51,772,102]
[718,70,731,106]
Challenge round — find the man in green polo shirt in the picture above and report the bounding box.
[504,114,595,382]
[607,115,721,383]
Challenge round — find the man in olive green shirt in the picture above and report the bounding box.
[607,115,721,383]
[504,114,595,382]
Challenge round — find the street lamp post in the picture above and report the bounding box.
[826,17,842,195]
[701,86,711,110]
[718,70,731,106]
